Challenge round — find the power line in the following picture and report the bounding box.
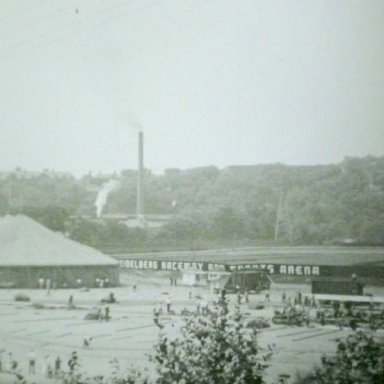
[0,0,171,63]
[0,0,135,54]
[0,0,44,26]
[0,0,126,39]
[0,1,75,37]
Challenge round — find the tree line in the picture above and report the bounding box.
[0,156,383,251]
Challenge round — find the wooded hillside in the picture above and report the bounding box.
[0,156,383,251]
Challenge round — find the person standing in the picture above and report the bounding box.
[54,356,61,376]
[68,351,78,374]
[83,336,92,349]
[27,349,37,374]
[320,311,325,326]
[298,291,303,305]
[7,352,16,372]
[196,300,201,315]
[46,279,51,296]
[108,292,116,303]
[153,305,163,329]
[0,349,4,372]
[41,354,52,377]
[201,301,209,315]
[68,294,74,309]
[105,306,110,321]
[166,296,171,313]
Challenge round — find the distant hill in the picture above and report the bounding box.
[0,156,383,250]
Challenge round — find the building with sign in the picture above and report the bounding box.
[113,246,384,286]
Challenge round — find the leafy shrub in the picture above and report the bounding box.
[150,295,272,384]
[293,330,384,384]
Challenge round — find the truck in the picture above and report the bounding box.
[225,271,270,293]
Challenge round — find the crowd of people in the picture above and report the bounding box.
[318,301,384,330]
[0,348,80,380]
[36,276,113,291]
[0,290,118,380]
[273,290,384,330]
[0,280,123,381]
[2,278,383,383]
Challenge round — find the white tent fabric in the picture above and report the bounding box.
[0,215,118,267]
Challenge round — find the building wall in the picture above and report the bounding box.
[269,265,384,285]
[0,265,119,288]
[115,256,384,285]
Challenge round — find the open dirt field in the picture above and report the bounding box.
[1,271,383,384]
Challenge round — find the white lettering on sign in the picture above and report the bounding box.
[229,263,276,274]
[279,265,320,276]
[119,259,159,270]
[119,259,321,276]
[208,263,226,272]
[160,261,205,271]
[312,266,320,275]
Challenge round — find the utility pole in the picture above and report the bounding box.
[136,131,145,226]
[274,191,294,244]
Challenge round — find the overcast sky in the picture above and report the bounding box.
[0,0,383,177]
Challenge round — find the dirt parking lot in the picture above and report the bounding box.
[0,271,383,383]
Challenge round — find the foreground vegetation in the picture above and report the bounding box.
[293,330,384,384]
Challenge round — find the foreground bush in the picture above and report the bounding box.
[293,330,384,384]
[150,295,271,384]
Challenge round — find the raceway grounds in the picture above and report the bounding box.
[1,270,383,384]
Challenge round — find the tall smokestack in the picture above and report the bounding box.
[136,131,144,220]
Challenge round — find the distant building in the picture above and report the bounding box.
[114,246,384,286]
[122,214,173,229]
[0,168,73,180]
[80,172,118,192]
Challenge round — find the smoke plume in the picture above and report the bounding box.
[95,179,121,218]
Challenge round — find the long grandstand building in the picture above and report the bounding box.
[113,246,384,285]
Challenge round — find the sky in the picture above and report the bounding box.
[0,0,383,177]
